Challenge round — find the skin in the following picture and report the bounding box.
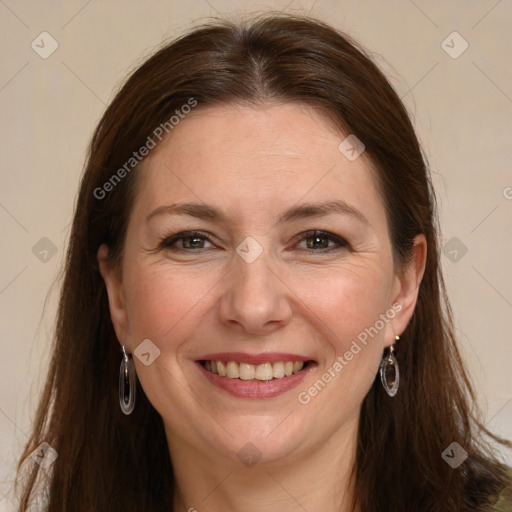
[98,102,426,512]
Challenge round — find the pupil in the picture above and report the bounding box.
[187,237,202,248]
[309,236,327,249]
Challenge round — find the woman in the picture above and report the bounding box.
[15,13,512,512]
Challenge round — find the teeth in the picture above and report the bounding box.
[217,361,227,377]
[255,363,273,381]
[273,361,285,378]
[239,363,255,380]
[293,361,304,373]
[226,361,239,379]
[203,360,307,380]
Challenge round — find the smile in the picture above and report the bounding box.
[196,353,317,398]
[200,360,309,381]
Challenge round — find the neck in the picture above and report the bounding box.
[167,415,360,512]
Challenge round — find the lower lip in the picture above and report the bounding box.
[196,362,316,398]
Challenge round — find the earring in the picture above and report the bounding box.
[379,335,400,397]
[119,346,136,415]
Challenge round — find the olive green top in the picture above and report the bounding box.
[490,468,512,511]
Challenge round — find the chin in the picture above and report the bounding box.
[205,414,317,466]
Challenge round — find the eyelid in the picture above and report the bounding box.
[157,230,215,250]
[155,229,350,253]
[291,229,350,252]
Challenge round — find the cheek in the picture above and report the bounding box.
[123,261,221,350]
[294,260,392,347]
[295,262,392,395]
[289,262,394,432]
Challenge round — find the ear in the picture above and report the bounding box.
[386,234,427,346]
[97,244,130,347]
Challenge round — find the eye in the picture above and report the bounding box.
[158,231,215,251]
[294,230,349,252]
[155,229,349,254]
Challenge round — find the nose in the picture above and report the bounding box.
[218,246,293,336]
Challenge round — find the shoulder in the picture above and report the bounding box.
[489,467,512,512]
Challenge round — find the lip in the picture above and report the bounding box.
[197,352,313,365]
[195,358,317,399]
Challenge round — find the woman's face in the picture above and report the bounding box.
[99,102,423,466]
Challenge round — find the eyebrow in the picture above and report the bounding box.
[145,199,369,226]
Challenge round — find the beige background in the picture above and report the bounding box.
[1,0,511,507]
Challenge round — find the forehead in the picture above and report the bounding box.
[131,102,386,227]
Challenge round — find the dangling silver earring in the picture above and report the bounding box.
[119,345,136,415]
[379,335,400,397]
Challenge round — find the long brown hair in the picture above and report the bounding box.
[15,13,511,511]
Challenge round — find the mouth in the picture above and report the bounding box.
[199,359,313,381]
[195,353,317,398]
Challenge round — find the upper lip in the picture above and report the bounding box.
[197,352,314,365]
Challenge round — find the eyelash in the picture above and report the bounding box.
[156,230,349,253]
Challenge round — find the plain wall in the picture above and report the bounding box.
[1,0,511,507]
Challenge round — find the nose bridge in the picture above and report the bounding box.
[219,237,291,332]
[234,242,274,297]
